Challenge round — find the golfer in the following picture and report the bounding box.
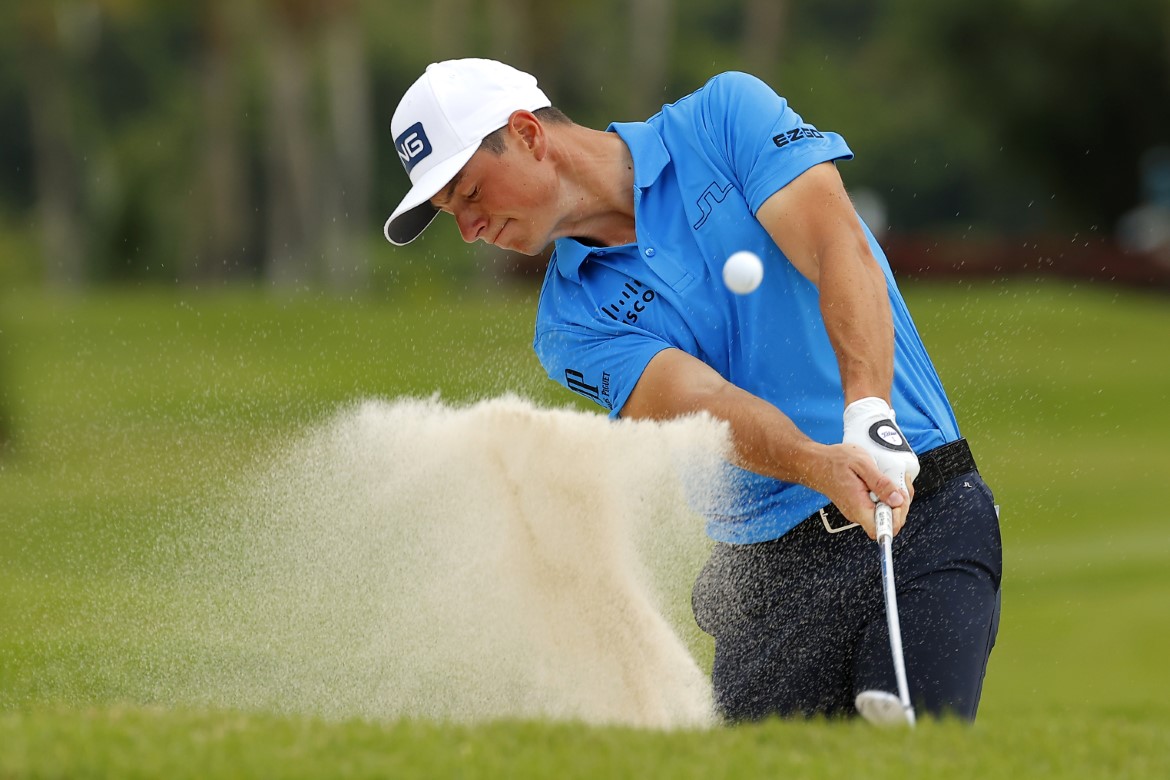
[383,59,1002,722]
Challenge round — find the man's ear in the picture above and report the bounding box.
[508,110,546,159]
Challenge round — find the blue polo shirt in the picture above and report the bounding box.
[533,71,960,544]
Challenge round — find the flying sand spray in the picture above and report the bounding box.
[158,396,732,729]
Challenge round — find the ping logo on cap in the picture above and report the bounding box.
[395,122,433,173]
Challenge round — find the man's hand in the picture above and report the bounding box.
[842,397,919,536]
[806,442,906,539]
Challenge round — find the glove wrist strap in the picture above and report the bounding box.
[843,396,895,423]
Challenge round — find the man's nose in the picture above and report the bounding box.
[455,206,486,243]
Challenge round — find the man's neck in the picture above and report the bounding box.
[547,125,637,247]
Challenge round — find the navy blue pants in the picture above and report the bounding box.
[692,469,1002,722]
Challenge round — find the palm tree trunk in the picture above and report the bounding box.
[263,0,320,288]
[628,0,674,117]
[196,0,250,281]
[743,0,787,80]
[487,0,532,70]
[321,1,372,291]
[431,0,470,60]
[24,11,85,289]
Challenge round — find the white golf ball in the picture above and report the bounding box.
[722,250,764,295]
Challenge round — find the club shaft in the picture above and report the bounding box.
[876,503,916,725]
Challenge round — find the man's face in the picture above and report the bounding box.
[429,125,556,256]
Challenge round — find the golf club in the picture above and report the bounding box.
[855,501,916,727]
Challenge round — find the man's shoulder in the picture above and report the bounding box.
[654,71,780,120]
[649,71,790,156]
[702,70,773,93]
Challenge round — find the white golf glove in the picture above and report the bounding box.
[842,397,920,501]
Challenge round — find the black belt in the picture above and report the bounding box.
[816,438,978,533]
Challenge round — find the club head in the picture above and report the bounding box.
[855,690,916,727]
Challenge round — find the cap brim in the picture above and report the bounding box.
[383,143,479,245]
[384,202,439,246]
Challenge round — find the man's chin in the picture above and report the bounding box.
[511,243,550,257]
[496,231,550,256]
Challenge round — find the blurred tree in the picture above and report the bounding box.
[320,0,373,291]
[261,0,373,290]
[263,0,322,288]
[628,0,675,117]
[518,0,585,120]
[487,0,532,71]
[886,0,1170,230]
[742,0,786,81]
[21,2,91,289]
[431,0,470,61]
[4,0,1168,290]
[194,0,251,281]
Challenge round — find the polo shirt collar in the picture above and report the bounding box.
[610,121,671,190]
[551,122,672,282]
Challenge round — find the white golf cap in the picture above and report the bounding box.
[383,59,551,245]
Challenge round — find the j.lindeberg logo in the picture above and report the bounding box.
[692,181,735,230]
[395,122,432,173]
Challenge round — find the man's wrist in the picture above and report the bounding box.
[779,439,835,493]
[847,397,889,420]
[843,396,895,429]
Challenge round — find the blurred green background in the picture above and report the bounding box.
[0,0,1168,295]
[1,1,1170,776]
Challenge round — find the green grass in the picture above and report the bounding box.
[1,706,1165,779]
[1,279,1168,778]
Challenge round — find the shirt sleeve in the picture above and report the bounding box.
[698,71,854,213]
[534,323,672,419]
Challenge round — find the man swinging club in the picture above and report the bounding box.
[383,59,1002,722]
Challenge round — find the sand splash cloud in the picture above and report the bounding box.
[163,396,731,729]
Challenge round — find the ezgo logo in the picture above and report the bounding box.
[395,122,432,173]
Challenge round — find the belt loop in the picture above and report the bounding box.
[820,507,860,534]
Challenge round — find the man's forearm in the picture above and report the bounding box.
[818,247,895,406]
